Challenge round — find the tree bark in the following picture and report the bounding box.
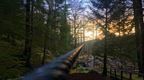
[42,33,47,65]
[103,7,108,77]
[74,17,77,48]
[23,0,33,68]
[132,0,143,76]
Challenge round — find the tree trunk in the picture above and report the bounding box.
[114,69,117,79]
[121,70,123,80]
[103,8,108,77]
[139,1,144,77]
[93,56,95,68]
[83,27,85,42]
[132,0,143,76]
[74,28,77,48]
[42,33,47,65]
[23,0,33,68]
[46,0,53,54]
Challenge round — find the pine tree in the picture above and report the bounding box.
[90,0,115,76]
[133,0,144,76]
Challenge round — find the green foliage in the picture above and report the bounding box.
[0,0,25,42]
[92,33,137,64]
[71,65,92,73]
[90,0,116,20]
[0,0,72,79]
[0,41,26,79]
[43,0,72,55]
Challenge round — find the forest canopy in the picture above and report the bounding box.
[0,0,143,80]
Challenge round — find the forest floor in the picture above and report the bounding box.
[68,71,112,80]
[68,70,141,80]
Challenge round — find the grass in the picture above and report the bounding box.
[132,74,143,80]
[108,71,143,80]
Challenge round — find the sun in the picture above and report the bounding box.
[85,31,94,41]
[85,31,93,37]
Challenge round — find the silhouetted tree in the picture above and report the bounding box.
[90,0,115,76]
[24,0,34,68]
[133,0,144,76]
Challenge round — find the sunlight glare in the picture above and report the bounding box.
[85,31,94,41]
[85,31,93,37]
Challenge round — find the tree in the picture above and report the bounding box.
[41,0,72,65]
[109,0,135,71]
[68,0,86,48]
[23,0,34,68]
[0,0,72,78]
[132,0,144,76]
[90,0,115,76]
[0,0,28,79]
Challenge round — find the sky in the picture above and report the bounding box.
[68,0,101,41]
